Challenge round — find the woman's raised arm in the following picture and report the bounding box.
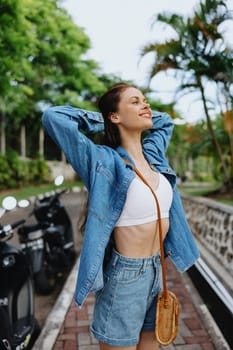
[42,105,104,189]
[143,111,174,156]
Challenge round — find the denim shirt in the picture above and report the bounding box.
[42,106,199,307]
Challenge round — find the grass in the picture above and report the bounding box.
[178,183,220,196]
[219,199,233,206]
[179,182,233,206]
[0,181,83,203]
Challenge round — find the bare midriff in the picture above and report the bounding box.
[113,218,169,258]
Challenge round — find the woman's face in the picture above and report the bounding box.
[113,87,152,132]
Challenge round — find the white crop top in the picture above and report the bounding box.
[116,173,173,227]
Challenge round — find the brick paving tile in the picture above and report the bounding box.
[64,340,77,350]
[52,260,217,350]
[202,344,216,350]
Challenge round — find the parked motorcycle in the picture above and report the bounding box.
[17,176,76,295]
[0,197,40,350]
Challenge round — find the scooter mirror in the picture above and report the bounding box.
[18,199,30,208]
[2,196,17,211]
[54,175,64,186]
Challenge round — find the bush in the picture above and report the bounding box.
[28,158,51,184]
[5,151,28,188]
[0,152,51,190]
[0,154,10,190]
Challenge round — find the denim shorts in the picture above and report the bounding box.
[91,249,162,347]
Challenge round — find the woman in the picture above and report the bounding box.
[42,82,199,350]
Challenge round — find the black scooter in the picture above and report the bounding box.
[17,176,76,295]
[0,197,40,350]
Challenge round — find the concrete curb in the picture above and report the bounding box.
[32,258,80,350]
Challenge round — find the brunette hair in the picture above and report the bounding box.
[98,82,136,148]
[79,83,137,235]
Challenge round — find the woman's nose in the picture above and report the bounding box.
[142,102,150,109]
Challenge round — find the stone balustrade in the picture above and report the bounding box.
[181,193,233,283]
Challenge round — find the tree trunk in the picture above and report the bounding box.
[39,128,44,157]
[20,125,26,158]
[199,80,229,185]
[61,151,66,163]
[0,114,6,155]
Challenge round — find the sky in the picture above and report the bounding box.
[62,0,233,123]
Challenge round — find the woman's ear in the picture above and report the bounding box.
[109,113,120,125]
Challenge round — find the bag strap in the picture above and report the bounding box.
[123,158,169,306]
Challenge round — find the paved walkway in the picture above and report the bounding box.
[41,259,230,350]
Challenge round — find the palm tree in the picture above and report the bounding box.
[141,0,233,190]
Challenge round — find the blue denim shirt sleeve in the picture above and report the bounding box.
[44,105,104,133]
[42,106,104,189]
[143,111,174,156]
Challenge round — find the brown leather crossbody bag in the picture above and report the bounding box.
[124,161,180,346]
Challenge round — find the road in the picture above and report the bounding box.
[0,189,87,328]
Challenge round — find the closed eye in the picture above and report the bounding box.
[130,96,148,104]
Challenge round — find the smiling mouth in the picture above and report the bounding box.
[139,112,152,119]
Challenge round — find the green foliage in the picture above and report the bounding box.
[141,0,233,189]
[27,157,51,184]
[0,152,51,190]
[0,0,126,157]
[0,154,10,187]
[167,112,231,182]
[142,0,233,94]
[0,0,109,140]
[0,0,37,121]
[5,151,27,187]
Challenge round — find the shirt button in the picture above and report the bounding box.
[167,168,171,172]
